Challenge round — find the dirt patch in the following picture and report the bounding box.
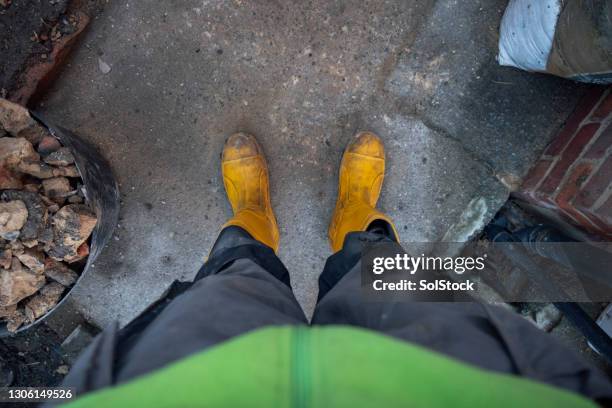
[0,1,71,97]
[0,1,106,105]
[0,323,68,388]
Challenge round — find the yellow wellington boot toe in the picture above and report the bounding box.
[222,132,280,252]
[328,131,399,252]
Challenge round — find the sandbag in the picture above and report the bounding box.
[498,0,612,84]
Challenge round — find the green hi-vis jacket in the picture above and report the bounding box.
[65,326,595,407]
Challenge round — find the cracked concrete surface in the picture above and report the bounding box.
[38,0,586,325]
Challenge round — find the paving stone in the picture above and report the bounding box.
[39,0,584,325]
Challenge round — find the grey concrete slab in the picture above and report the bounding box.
[386,0,588,178]
[38,0,584,325]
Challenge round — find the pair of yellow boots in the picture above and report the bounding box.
[221,132,398,253]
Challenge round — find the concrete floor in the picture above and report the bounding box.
[38,0,585,326]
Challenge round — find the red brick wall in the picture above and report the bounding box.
[514,87,612,240]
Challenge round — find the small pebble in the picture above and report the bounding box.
[56,365,70,375]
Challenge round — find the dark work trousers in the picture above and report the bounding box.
[61,226,612,402]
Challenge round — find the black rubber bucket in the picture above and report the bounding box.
[0,112,120,336]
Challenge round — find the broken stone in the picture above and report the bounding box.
[15,160,56,178]
[0,304,16,318]
[38,219,54,247]
[42,177,73,204]
[0,248,11,269]
[37,136,61,156]
[24,282,64,322]
[41,281,64,300]
[47,203,60,213]
[1,191,47,241]
[21,239,38,248]
[67,195,83,204]
[0,258,45,306]
[534,304,562,332]
[0,166,23,190]
[24,298,44,322]
[496,172,522,192]
[44,147,74,166]
[5,308,26,332]
[0,232,17,242]
[44,259,78,287]
[53,165,79,178]
[77,184,85,198]
[48,205,97,262]
[0,99,48,145]
[0,137,39,168]
[56,365,70,375]
[40,194,55,207]
[65,241,89,263]
[9,240,23,255]
[22,183,39,192]
[0,200,28,240]
[16,249,45,274]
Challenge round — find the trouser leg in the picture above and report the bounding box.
[312,232,612,401]
[62,226,307,394]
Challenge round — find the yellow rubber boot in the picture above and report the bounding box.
[328,131,399,252]
[221,133,280,252]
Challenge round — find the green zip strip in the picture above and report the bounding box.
[292,326,311,408]
[65,326,598,408]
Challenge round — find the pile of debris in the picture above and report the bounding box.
[0,98,97,332]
